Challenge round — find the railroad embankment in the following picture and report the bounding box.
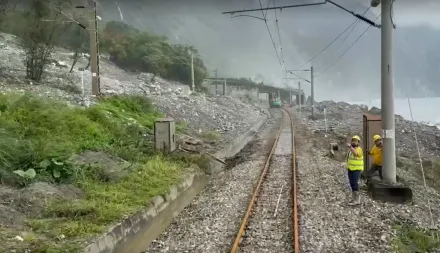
[0,94,266,252]
[295,102,440,253]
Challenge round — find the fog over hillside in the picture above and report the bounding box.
[15,0,440,101]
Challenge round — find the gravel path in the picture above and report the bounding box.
[239,112,293,253]
[292,109,440,253]
[145,109,283,253]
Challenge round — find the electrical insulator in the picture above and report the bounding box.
[371,0,381,7]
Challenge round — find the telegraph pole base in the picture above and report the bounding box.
[366,178,413,204]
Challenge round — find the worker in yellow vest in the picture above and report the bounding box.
[366,134,383,180]
[346,135,364,205]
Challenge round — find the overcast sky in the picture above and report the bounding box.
[94,0,440,100]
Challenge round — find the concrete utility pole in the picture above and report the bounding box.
[289,89,292,106]
[298,81,302,111]
[190,52,195,91]
[310,66,315,118]
[223,78,227,95]
[89,0,100,96]
[286,68,313,116]
[377,0,397,184]
[214,69,218,95]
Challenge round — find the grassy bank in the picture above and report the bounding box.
[392,224,440,253]
[0,93,195,252]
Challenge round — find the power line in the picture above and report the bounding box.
[331,19,360,56]
[322,14,381,73]
[331,6,379,56]
[298,6,371,69]
[273,0,285,69]
[258,0,285,74]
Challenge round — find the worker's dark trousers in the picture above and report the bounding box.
[366,164,383,179]
[347,170,361,192]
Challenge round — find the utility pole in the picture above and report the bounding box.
[285,69,312,116]
[376,0,396,184]
[214,69,218,95]
[89,0,100,96]
[190,52,195,91]
[311,66,315,118]
[289,89,292,106]
[223,78,227,95]
[298,81,302,111]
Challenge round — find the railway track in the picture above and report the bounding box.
[230,109,299,253]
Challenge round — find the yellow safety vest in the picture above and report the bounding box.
[347,147,364,171]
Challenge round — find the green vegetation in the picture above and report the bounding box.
[0,93,160,182]
[392,224,440,253]
[201,130,221,142]
[99,21,208,87]
[0,93,202,251]
[26,156,188,250]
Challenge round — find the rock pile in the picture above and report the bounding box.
[301,101,440,159]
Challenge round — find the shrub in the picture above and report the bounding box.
[393,224,440,252]
[21,0,68,82]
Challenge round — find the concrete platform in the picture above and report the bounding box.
[366,176,413,204]
[274,123,292,155]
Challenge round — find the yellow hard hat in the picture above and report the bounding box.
[352,135,361,141]
[373,134,381,141]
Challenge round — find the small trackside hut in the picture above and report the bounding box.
[154,118,176,153]
[363,113,412,204]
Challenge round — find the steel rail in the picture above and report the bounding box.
[229,110,284,253]
[286,109,300,253]
[229,109,300,252]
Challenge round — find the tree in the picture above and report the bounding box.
[0,0,14,26]
[21,0,65,82]
[254,74,265,84]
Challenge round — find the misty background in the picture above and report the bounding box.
[86,0,440,102]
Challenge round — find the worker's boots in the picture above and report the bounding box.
[349,191,361,205]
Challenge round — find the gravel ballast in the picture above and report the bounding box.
[145,109,283,253]
[292,108,440,253]
[239,112,294,253]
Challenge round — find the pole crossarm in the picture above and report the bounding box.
[282,77,311,83]
[222,1,326,15]
[327,0,380,28]
[287,69,310,72]
[222,0,380,28]
[286,70,311,83]
[231,14,266,21]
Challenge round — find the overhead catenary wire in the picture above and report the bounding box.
[331,18,361,56]
[298,6,371,69]
[273,0,285,69]
[322,13,381,73]
[332,7,380,56]
[407,97,435,228]
[258,0,285,74]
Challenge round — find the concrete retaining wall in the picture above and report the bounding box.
[82,115,269,253]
